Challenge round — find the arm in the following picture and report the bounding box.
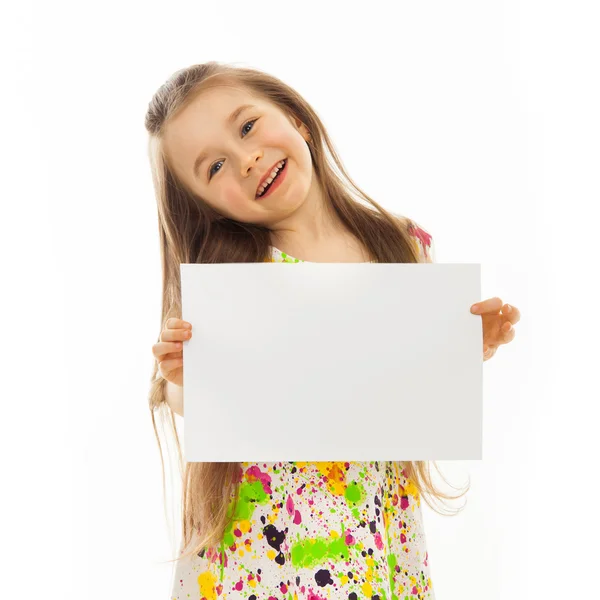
[165,379,184,417]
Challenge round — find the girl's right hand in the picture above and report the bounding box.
[152,318,193,387]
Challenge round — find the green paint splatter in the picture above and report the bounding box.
[217,478,271,580]
[290,530,354,569]
[344,480,367,506]
[387,553,397,595]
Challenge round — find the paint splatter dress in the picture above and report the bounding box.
[170,223,436,600]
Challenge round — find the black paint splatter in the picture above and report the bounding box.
[263,524,287,565]
[315,569,334,587]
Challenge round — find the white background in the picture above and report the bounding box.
[1,1,598,598]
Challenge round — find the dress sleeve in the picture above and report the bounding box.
[407,220,436,263]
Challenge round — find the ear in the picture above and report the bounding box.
[290,114,311,142]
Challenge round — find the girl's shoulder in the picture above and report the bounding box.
[395,214,436,263]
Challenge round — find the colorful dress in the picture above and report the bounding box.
[170,223,436,600]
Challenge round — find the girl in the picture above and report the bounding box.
[146,61,520,600]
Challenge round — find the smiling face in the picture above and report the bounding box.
[162,84,315,225]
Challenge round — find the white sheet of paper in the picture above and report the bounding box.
[181,262,482,462]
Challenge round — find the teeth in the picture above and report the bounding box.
[257,160,285,196]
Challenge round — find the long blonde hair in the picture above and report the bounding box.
[144,61,469,564]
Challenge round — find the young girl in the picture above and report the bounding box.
[146,61,520,600]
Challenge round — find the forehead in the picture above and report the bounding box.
[163,86,270,169]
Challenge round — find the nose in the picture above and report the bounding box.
[242,151,262,177]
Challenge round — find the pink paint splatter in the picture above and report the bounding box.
[294,510,302,524]
[280,582,288,593]
[400,533,407,544]
[307,589,327,600]
[345,532,355,545]
[235,579,243,591]
[400,495,409,510]
[245,465,273,494]
[286,494,294,516]
[412,586,418,595]
[234,464,244,484]
[374,532,384,551]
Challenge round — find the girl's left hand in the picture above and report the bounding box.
[470,297,520,361]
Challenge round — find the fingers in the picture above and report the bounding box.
[153,319,193,358]
[471,297,503,314]
[483,345,496,360]
[152,340,184,359]
[166,318,192,330]
[502,303,521,325]
[161,319,192,341]
[502,325,516,344]
[160,327,192,343]
[158,357,183,376]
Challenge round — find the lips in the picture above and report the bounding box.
[256,159,286,196]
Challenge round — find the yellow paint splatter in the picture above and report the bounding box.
[296,462,348,496]
[238,519,251,533]
[197,571,217,600]
[267,549,276,560]
[362,581,373,596]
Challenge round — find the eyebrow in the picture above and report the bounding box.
[192,104,256,178]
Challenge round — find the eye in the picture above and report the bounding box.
[208,118,258,180]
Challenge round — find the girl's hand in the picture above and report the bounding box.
[152,318,193,387]
[470,298,520,361]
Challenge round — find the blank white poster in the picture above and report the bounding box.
[181,262,482,462]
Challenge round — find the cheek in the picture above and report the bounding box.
[262,129,299,153]
[221,185,250,209]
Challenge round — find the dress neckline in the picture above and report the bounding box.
[271,246,376,264]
